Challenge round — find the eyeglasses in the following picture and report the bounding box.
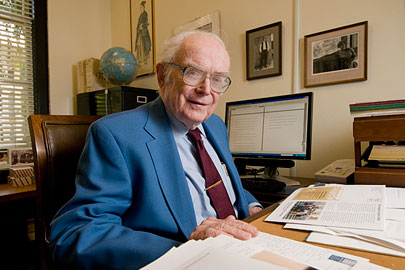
[165,62,231,93]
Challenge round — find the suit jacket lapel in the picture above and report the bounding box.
[144,98,197,239]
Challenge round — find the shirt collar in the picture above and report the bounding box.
[165,107,206,140]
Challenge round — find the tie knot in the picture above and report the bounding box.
[187,129,202,146]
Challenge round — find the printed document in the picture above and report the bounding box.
[265,185,385,230]
[306,232,405,257]
[368,145,405,162]
[284,221,405,256]
[280,186,405,257]
[142,232,373,270]
[386,187,405,209]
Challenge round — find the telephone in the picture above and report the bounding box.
[314,159,355,184]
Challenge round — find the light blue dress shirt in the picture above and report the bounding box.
[167,112,239,225]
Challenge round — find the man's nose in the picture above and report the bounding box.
[197,77,212,95]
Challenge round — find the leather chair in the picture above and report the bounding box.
[28,114,101,270]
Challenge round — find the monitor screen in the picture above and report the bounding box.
[225,92,313,162]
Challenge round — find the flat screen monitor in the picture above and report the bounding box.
[225,92,313,179]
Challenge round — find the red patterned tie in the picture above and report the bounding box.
[187,129,235,219]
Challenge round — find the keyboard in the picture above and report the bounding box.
[241,177,286,193]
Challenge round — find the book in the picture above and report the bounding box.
[76,60,86,94]
[84,58,108,92]
[349,99,405,117]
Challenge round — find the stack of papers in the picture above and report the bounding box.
[369,145,405,162]
[142,232,388,270]
[265,184,405,258]
[368,145,405,167]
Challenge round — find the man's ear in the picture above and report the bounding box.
[156,63,166,89]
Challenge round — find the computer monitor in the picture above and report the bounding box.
[225,92,313,182]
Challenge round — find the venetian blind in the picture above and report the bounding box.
[0,0,34,148]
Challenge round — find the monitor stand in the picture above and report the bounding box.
[234,157,300,186]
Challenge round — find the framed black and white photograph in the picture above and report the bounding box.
[130,0,155,77]
[8,148,34,167]
[246,21,282,80]
[304,21,368,87]
[0,149,8,166]
[174,11,221,37]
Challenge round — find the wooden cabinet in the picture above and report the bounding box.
[353,114,405,187]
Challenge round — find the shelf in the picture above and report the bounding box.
[353,114,405,187]
[354,167,405,187]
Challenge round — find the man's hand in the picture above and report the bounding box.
[249,206,262,216]
[189,215,258,241]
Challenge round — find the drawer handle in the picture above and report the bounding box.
[137,96,147,103]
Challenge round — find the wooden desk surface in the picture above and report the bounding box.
[246,204,404,270]
[0,183,36,203]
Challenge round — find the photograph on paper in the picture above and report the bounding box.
[265,185,385,230]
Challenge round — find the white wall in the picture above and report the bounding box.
[298,0,405,177]
[48,0,405,178]
[48,0,112,114]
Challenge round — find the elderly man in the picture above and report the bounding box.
[50,30,262,269]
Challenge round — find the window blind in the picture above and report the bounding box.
[0,0,34,148]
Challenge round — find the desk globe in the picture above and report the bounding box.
[100,47,137,85]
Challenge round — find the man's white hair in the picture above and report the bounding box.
[159,30,228,85]
[160,30,226,62]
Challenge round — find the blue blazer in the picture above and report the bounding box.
[50,97,258,269]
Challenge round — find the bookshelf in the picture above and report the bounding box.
[353,114,405,187]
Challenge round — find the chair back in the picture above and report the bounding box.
[29,114,100,270]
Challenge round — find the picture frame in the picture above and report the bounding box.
[8,148,34,167]
[0,149,8,166]
[130,0,155,77]
[174,11,221,37]
[246,21,282,80]
[304,21,368,88]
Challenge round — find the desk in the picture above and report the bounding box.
[0,183,36,203]
[245,203,404,270]
[0,183,36,268]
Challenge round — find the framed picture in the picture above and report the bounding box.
[8,148,34,167]
[174,11,221,37]
[130,0,155,77]
[246,21,282,80]
[304,21,368,87]
[0,149,8,166]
